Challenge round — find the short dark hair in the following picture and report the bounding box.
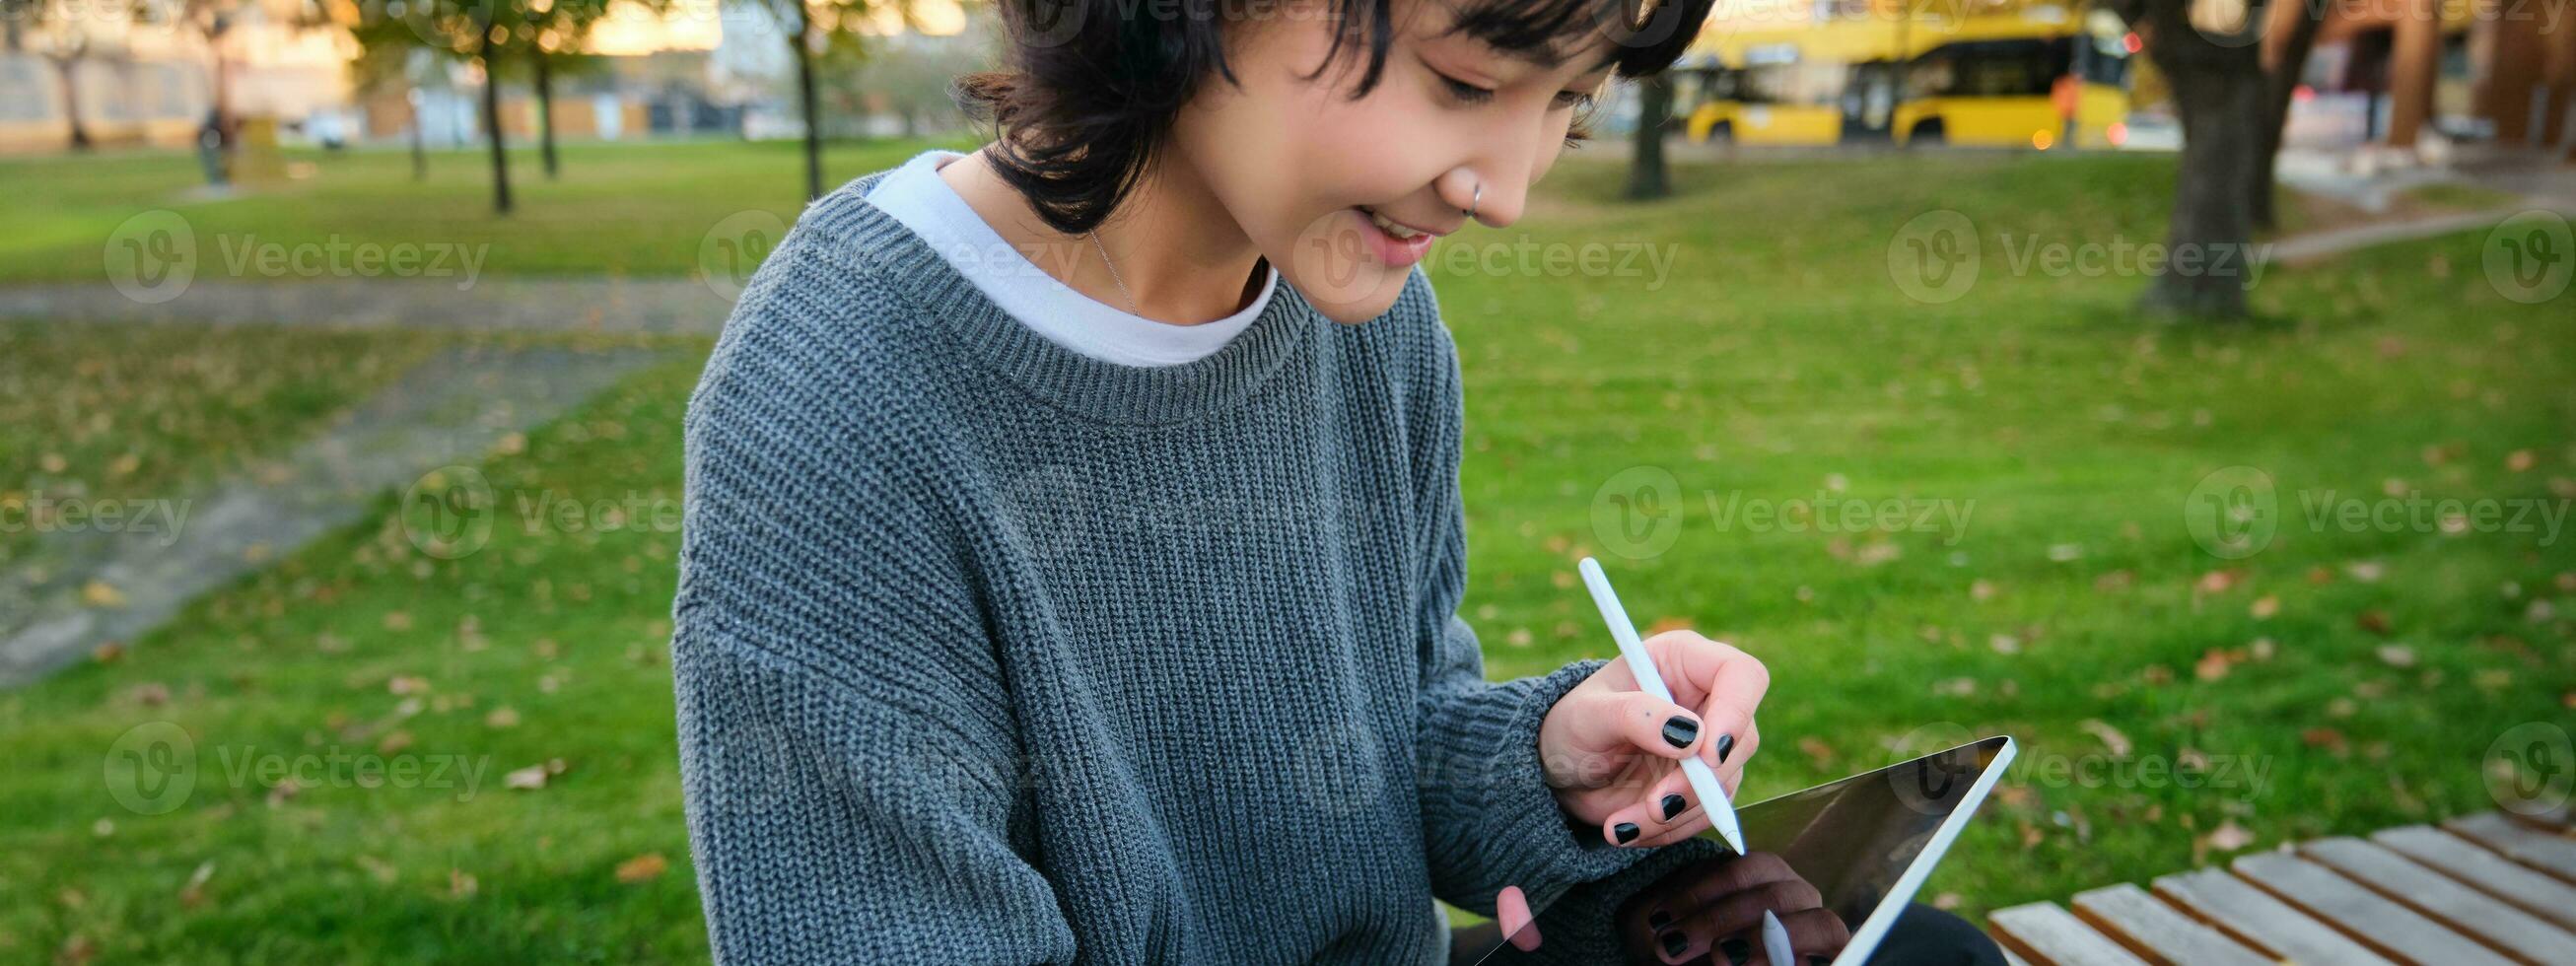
[954,0,1716,234]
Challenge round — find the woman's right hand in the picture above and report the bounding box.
[1615,853,1849,965]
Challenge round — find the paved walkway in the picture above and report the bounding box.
[0,277,731,334]
[0,343,673,687]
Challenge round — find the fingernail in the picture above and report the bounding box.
[1660,931,1689,957]
[1809,957,1832,966]
[1614,822,1640,844]
[1647,909,1673,930]
[1660,793,1687,820]
[1716,732,1737,764]
[1661,716,1700,749]
[1719,936,1751,965]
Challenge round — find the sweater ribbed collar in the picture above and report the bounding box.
[799,169,1319,428]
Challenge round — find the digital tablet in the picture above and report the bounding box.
[1466,735,2016,965]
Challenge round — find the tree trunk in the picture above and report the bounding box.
[2251,5,2327,231]
[478,38,514,214]
[794,10,823,201]
[2140,60,2263,318]
[410,102,427,181]
[534,50,559,179]
[51,57,92,152]
[1627,74,1673,200]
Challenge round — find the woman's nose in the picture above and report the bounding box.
[1436,167,1528,230]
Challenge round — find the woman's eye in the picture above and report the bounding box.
[1435,72,1496,104]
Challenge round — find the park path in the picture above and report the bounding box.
[0,277,731,333]
[0,343,674,688]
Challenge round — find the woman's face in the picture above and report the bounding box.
[1170,0,1622,323]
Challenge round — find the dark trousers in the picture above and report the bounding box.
[1446,903,2002,965]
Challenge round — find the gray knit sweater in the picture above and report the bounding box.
[670,168,1645,964]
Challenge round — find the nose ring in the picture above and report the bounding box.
[1465,183,1482,223]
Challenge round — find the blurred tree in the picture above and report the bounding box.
[2102,0,2266,318]
[519,0,616,179]
[734,0,915,199]
[1,0,101,151]
[1628,74,1674,199]
[347,0,534,213]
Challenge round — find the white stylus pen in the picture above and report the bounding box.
[1576,557,1746,855]
[1762,909,1795,966]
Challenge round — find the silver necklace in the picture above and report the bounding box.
[1085,231,1142,315]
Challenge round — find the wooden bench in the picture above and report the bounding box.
[1987,810,2576,966]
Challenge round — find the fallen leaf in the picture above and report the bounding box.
[1646,616,1692,636]
[1796,736,1837,770]
[178,861,215,909]
[2344,562,2386,583]
[2249,595,2279,620]
[1989,635,2021,655]
[80,581,125,608]
[1971,580,1998,602]
[615,853,669,884]
[2080,720,2133,756]
[2202,819,2256,853]
[2375,645,2416,667]
[2194,649,2236,681]
[2302,727,2350,756]
[504,765,549,791]
[2356,610,2392,636]
[485,707,522,728]
[2195,570,2243,593]
[91,643,124,664]
[2506,449,2535,472]
[449,868,478,898]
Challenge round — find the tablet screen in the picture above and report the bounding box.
[1467,736,2012,965]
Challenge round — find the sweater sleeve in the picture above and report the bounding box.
[670,324,1076,964]
[1406,294,1648,914]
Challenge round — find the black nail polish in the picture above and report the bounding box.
[1660,793,1687,820]
[1614,822,1640,844]
[1661,716,1700,749]
[1719,936,1751,966]
[1647,909,1673,930]
[1716,732,1737,764]
[1660,931,1689,957]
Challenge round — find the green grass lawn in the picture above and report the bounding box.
[0,138,973,283]
[1,143,2570,962]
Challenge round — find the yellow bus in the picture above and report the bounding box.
[1678,7,2135,149]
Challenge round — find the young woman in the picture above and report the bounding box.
[670,0,1998,961]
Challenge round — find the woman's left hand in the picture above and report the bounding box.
[1537,629,1767,848]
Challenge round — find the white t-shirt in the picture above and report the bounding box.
[864,150,1279,368]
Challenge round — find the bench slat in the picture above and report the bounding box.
[2232,852,2517,966]
[2447,811,2576,885]
[2066,882,2268,966]
[2301,837,2576,965]
[2371,825,2576,932]
[2151,866,2397,966]
[1988,902,2149,966]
